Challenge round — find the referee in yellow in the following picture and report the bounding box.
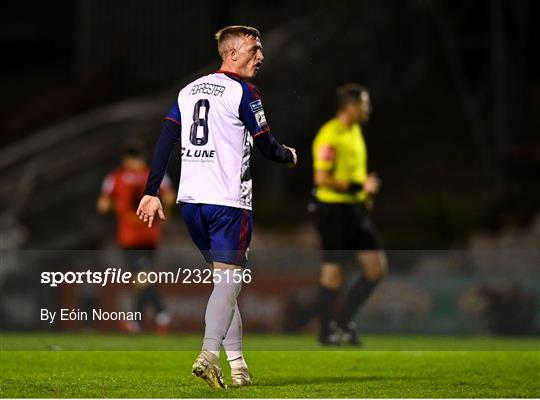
[312,83,388,345]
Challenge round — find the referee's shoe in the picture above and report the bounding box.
[319,321,362,346]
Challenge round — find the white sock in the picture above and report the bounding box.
[229,356,248,370]
[202,269,242,352]
[223,303,242,350]
[223,304,247,369]
[226,350,243,361]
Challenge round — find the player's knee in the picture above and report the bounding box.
[372,256,388,281]
[360,251,388,282]
[320,263,343,289]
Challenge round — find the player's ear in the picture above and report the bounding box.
[230,48,237,61]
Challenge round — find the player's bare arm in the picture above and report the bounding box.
[96,195,113,214]
[159,189,176,212]
[314,169,357,192]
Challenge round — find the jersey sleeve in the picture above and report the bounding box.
[164,100,181,125]
[238,82,270,137]
[313,126,337,171]
[144,119,181,196]
[101,173,115,196]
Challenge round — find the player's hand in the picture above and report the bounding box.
[136,195,166,228]
[364,173,381,195]
[283,145,297,168]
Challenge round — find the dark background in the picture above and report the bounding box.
[1,0,539,250]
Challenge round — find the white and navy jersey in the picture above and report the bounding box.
[167,71,269,210]
[143,71,293,209]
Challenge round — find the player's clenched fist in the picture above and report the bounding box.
[136,195,166,228]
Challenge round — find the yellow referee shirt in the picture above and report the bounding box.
[312,118,368,203]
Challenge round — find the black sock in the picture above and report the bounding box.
[337,276,377,329]
[137,285,165,315]
[147,285,165,314]
[317,286,339,340]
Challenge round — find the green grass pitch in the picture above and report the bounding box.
[1,333,539,398]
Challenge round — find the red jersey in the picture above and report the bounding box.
[101,167,173,248]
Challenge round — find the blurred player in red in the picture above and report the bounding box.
[97,141,175,333]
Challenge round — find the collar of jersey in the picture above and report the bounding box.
[215,69,244,81]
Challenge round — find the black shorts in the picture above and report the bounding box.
[314,201,382,263]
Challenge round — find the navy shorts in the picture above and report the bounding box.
[181,203,253,266]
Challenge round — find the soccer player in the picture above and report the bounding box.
[97,141,175,333]
[312,84,387,345]
[136,26,296,388]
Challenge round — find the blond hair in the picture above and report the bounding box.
[214,25,261,59]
